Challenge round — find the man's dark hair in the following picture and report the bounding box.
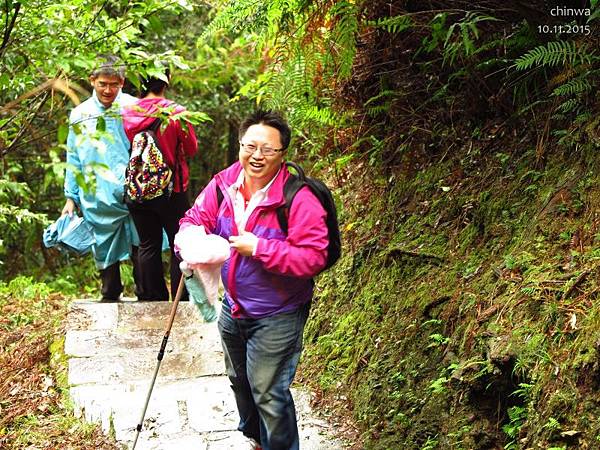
[91,55,125,79]
[140,68,170,98]
[239,110,291,150]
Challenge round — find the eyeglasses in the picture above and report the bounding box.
[239,142,283,157]
[96,81,121,90]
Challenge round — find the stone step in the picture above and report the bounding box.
[65,326,221,358]
[71,378,339,450]
[66,299,349,449]
[70,376,238,442]
[67,300,211,331]
[68,350,225,385]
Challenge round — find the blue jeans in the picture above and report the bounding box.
[218,300,310,450]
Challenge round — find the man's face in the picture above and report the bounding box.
[239,124,285,188]
[90,74,124,108]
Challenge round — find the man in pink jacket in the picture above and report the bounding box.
[179,110,328,450]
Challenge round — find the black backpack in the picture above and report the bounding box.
[216,161,341,272]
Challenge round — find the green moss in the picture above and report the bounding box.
[303,147,600,448]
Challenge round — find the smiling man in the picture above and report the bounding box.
[62,56,141,302]
[178,110,329,450]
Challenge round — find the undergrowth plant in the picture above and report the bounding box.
[0,276,118,449]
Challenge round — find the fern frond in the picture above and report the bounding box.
[574,112,592,124]
[558,98,579,113]
[329,1,358,79]
[364,90,396,106]
[294,105,340,127]
[368,15,412,34]
[366,105,389,117]
[200,0,303,43]
[514,41,593,70]
[200,0,265,41]
[262,54,311,108]
[552,77,593,97]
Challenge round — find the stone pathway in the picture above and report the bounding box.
[65,300,347,450]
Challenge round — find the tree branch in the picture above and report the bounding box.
[0,1,20,58]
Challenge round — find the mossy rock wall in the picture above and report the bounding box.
[303,147,600,449]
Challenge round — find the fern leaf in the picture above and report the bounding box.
[514,41,592,70]
[329,1,358,79]
[364,90,396,106]
[200,0,263,40]
[558,98,579,113]
[368,15,412,34]
[552,77,593,97]
[366,105,389,117]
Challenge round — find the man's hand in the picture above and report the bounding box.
[61,198,77,217]
[229,231,259,257]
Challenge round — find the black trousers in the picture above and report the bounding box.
[99,246,142,301]
[127,192,190,301]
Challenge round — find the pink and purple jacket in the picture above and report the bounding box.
[123,98,198,193]
[179,162,329,319]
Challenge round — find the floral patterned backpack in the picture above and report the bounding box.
[124,118,173,203]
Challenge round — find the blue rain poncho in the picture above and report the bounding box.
[42,213,95,255]
[64,91,139,269]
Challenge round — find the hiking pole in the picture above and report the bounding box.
[131,274,186,450]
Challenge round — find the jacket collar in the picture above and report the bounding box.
[92,90,124,111]
[215,161,290,208]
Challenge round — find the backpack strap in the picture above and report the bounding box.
[277,162,307,234]
[152,117,184,192]
[147,117,162,133]
[216,183,224,207]
[174,136,183,192]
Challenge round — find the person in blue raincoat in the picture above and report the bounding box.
[61,56,141,301]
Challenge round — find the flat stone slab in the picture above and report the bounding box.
[66,300,348,449]
[65,325,221,357]
[67,300,204,331]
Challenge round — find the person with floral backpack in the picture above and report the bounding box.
[123,70,198,301]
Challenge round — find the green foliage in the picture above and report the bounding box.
[0,180,48,278]
[0,276,55,334]
[514,41,594,70]
[364,90,396,117]
[198,0,356,153]
[368,15,412,34]
[329,1,358,79]
[514,30,600,123]
[422,436,439,450]
[0,1,162,265]
[443,12,500,65]
[503,406,528,449]
[199,0,272,41]
[427,333,450,348]
[552,77,593,97]
[0,0,218,276]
